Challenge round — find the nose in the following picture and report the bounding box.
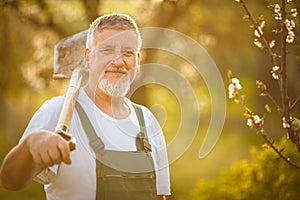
[111,51,125,67]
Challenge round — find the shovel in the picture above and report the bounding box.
[53,30,88,151]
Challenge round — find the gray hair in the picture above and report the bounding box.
[86,13,142,50]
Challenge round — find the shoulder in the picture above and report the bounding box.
[37,95,66,121]
[33,95,65,118]
[20,95,65,142]
[31,95,65,121]
[128,100,153,118]
[128,99,162,131]
[41,95,65,111]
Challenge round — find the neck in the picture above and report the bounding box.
[83,85,130,119]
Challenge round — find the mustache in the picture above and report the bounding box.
[105,66,128,73]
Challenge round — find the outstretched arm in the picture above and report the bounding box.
[0,130,71,190]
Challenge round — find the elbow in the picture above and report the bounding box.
[1,182,23,191]
[0,169,25,191]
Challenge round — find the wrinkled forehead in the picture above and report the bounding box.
[92,29,139,49]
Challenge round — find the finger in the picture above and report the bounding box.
[32,153,45,168]
[57,140,71,165]
[47,147,63,165]
[39,151,54,167]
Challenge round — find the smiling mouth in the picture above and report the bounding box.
[104,67,128,75]
[105,71,127,79]
[103,68,128,81]
[105,70,126,74]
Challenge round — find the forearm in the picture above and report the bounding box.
[0,130,71,190]
[157,195,171,200]
[0,138,43,190]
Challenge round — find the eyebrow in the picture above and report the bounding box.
[122,46,137,50]
[99,45,114,49]
[97,45,137,50]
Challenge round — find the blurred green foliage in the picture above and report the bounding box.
[191,138,300,200]
[0,0,299,200]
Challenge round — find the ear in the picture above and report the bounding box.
[84,48,90,68]
[136,51,141,66]
[136,51,141,73]
[131,52,141,82]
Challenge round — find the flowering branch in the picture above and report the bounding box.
[256,80,281,112]
[228,71,300,169]
[237,0,280,67]
[232,0,300,164]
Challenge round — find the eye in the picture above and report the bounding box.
[103,48,115,54]
[122,49,136,57]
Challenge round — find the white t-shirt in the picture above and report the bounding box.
[20,88,171,200]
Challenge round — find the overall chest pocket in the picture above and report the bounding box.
[96,150,157,200]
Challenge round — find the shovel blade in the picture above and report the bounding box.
[53,30,88,79]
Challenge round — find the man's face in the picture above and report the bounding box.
[85,29,140,97]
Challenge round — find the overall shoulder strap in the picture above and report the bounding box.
[132,103,152,153]
[132,103,147,135]
[75,102,105,154]
[76,101,151,153]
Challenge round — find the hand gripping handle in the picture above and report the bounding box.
[57,129,76,151]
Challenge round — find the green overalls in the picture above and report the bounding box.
[75,102,157,200]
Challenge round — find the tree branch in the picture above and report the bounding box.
[290,96,300,111]
[239,0,299,148]
[82,0,100,23]
[3,0,66,37]
[280,0,296,143]
[260,127,300,169]
[265,91,282,112]
[239,0,279,67]
[234,91,300,169]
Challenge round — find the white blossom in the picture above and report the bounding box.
[259,21,265,29]
[235,0,240,2]
[274,4,282,20]
[272,73,279,80]
[247,115,263,128]
[254,29,261,37]
[291,8,297,17]
[253,115,262,124]
[272,65,280,71]
[232,78,242,89]
[274,4,281,13]
[271,65,280,80]
[284,19,295,43]
[286,31,295,43]
[282,117,291,128]
[275,14,282,20]
[247,118,253,127]
[254,39,263,48]
[282,122,290,128]
[254,21,265,38]
[228,77,242,99]
[285,19,295,30]
[228,84,235,99]
[269,40,275,48]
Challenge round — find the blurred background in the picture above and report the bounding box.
[0,0,299,199]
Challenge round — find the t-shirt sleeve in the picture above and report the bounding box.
[19,96,64,184]
[141,107,171,195]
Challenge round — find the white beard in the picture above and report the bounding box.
[98,73,131,98]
